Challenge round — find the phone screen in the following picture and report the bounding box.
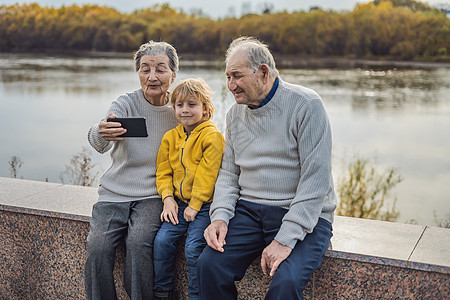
[107,117,148,137]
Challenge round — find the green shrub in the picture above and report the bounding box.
[337,155,402,222]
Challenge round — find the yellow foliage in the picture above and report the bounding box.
[0,2,448,61]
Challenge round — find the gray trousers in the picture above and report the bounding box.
[85,199,163,300]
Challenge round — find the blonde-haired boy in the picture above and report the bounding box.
[154,78,225,300]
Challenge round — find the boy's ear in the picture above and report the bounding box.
[202,103,210,120]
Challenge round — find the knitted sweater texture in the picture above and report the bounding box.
[210,79,337,248]
[88,89,178,202]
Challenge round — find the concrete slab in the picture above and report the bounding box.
[22,184,98,217]
[331,215,425,261]
[0,177,97,217]
[409,226,450,267]
[0,177,61,203]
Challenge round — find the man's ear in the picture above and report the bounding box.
[260,64,270,81]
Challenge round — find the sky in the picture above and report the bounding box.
[2,0,448,18]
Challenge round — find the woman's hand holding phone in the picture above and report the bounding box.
[98,114,127,141]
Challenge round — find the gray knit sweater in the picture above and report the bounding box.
[88,89,178,202]
[210,79,337,249]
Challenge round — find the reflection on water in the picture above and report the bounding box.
[1,53,449,226]
[282,67,446,110]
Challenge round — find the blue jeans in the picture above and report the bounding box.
[197,200,333,300]
[154,200,211,300]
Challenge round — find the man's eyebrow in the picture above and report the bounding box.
[225,70,241,75]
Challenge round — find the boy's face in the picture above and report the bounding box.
[175,96,206,134]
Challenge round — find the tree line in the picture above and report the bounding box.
[0,0,448,61]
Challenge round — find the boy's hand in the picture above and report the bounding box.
[184,206,198,222]
[161,196,179,225]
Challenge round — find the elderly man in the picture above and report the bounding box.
[198,37,337,299]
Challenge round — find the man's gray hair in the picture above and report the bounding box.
[134,41,179,73]
[226,36,279,78]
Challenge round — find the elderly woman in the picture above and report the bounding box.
[85,41,179,300]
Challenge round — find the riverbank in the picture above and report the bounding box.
[4,50,450,69]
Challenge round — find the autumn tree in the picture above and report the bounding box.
[0,2,448,61]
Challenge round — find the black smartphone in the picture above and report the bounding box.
[107,117,148,137]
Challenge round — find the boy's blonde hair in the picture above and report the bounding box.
[170,78,214,121]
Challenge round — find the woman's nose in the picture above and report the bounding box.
[147,70,157,81]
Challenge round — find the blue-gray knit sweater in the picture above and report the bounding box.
[210,79,337,249]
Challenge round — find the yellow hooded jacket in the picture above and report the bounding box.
[156,120,225,211]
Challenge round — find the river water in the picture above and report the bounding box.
[0,53,449,226]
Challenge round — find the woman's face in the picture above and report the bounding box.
[138,54,176,106]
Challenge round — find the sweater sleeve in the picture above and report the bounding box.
[156,134,175,201]
[88,123,113,154]
[209,111,242,224]
[275,99,334,248]
[189,131,225,211]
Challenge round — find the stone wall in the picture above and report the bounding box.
[1,177,449,299]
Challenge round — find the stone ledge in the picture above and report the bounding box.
[1,177,449,299]
[1,177,448,272]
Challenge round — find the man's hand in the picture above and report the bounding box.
[261,240,292,277]
[184,206,198,222]
[161,196,179,225]
[203,220,228,252]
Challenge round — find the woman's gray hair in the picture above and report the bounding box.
[226,36,279,77]
[134,41,179,73]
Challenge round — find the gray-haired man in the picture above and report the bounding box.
[198,36,336,299]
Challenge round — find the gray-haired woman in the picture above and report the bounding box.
[85,41,179,300]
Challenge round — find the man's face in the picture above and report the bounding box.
[225,52,266,108]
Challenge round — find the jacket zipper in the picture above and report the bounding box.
[179,134,189,200]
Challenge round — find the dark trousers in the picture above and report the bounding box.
[85,199,163,300]
[197,200,333,300]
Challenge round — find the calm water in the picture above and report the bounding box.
[1,53,449,226]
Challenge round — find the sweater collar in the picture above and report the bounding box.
[175,120,216,137]
[258,77,279,108]
[246,78,284,115]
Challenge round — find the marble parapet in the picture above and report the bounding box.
[1,177,448,299]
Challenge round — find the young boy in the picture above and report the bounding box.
[153,78,225,300]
